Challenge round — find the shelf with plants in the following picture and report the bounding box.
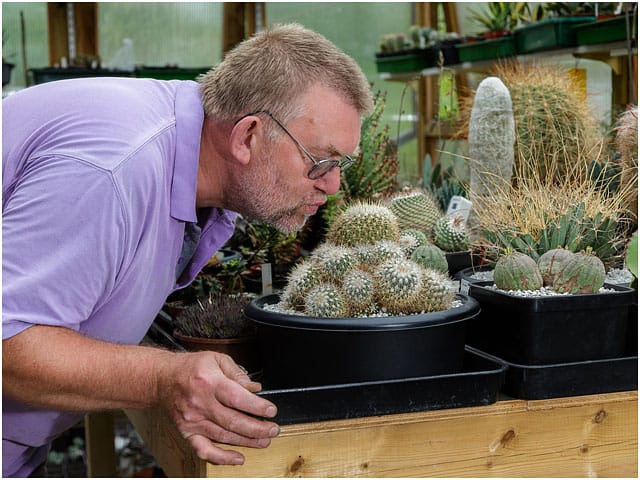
[378,40,637,81]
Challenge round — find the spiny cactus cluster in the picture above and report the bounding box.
[494,248,606,294]
[383,187,470,253]
[613,105,638,225]
[277,201,456,318]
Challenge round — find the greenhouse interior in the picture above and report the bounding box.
[2,2,638,478]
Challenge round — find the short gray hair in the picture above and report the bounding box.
[199,23,373,126]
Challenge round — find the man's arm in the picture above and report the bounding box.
[3,325,279,465]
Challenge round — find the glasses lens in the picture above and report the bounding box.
[308,159,340,180]
[340,156,355,170]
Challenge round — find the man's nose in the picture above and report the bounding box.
[314,167,342,196]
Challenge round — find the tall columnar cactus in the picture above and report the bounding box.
[387,188,442,235]
[327,201,400,247]
[467,76,515,231]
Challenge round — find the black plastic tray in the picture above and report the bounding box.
[498,352,637,400]
[256,347,506,425]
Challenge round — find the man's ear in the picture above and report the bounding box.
[229,115,262,166]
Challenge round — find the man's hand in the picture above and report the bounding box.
[3,325,279,466]
[157,350,279,465]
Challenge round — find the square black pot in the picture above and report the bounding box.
[466,281,635,365]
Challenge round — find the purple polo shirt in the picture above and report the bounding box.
[2,77,237,477]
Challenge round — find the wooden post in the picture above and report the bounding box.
[47,2,97,66]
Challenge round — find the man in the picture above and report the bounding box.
[2,23,373,476]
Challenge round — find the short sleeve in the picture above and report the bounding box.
[2,155,126,339]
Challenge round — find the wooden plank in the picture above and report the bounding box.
[84,412,117,477]
[126,391,637,478]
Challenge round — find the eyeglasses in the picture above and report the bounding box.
[235,110,354,180]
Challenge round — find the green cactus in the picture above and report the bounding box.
[433,215,469,252]
[310,243,357,283]
[388,188,442,235]
[411,244,449,274]
[327,201,400,247]
[497,62,601,182]
[494,251,543,291]
[374,258,424,314]
[303,283,348,318]
[552,249,606,294]
[368,240,406,266]
[480,201,622,266]
[537,248,575,287]
[419,268,456,313]
[398,229,429,256]
[280,260,324,310]
[342,268,376,315]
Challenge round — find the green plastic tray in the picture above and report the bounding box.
[514,17,594,53]
[574,15,638,45]
[456,36,516,62]
[375,49,438,73]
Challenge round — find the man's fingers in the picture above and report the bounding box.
[187,433,245,465]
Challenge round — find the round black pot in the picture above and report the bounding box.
[245,293,480,389]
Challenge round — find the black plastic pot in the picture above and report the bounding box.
[445,250,474,276]
[467,281,635,365]
[245,293,480,389]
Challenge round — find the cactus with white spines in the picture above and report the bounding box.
[303,283,348,318]
[327,201,400,247]
[388,188,442,235]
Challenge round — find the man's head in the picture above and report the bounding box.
[199,23,373,125]
[197,24,373,233]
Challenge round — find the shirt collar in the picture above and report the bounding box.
[170,80,203,223]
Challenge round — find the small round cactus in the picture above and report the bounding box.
[398,229,429,256]
[494,251,543,291]
[280,260,324,309]
[419,268,456,313]
[327,201,400,247]
[411,244,449,274]
[303,283,348,318]
[374,258,424,314]
[552,249,606,294]
[388,189,442,234]
[310,243,357,282]
[342,268,375,315]
[538,248,575,287]
[368,240,406,266]
[433,215,469,252]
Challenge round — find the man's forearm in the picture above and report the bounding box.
[3,325,172,411]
